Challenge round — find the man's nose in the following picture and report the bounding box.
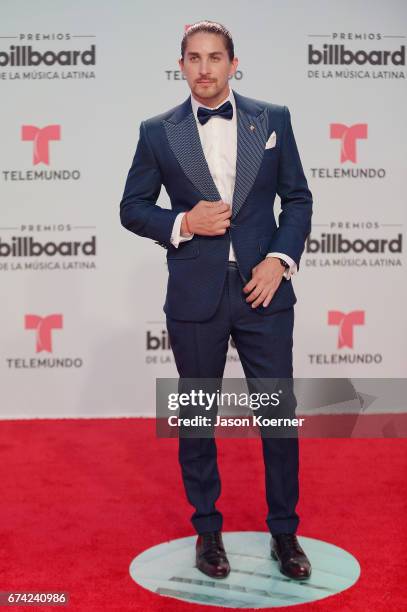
[199,61,210,74]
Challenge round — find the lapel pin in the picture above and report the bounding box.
[249,124,255,131]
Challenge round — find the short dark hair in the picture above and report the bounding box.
[181,20,234,62]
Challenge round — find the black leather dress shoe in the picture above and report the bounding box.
[271,533,312,580]
[195,531,230,578]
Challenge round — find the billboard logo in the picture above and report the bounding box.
[25,314,63,353]
[308,44,405,66]
[330,123,367,163]
[306,33,406,82]
[0,44,96,67]
[22,124,60,165]
[306,232,402,254]
[328,310,365,349]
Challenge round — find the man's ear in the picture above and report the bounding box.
[178,57,184,72]
[229,56,239,78]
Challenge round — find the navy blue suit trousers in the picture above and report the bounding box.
[166,261,299,536]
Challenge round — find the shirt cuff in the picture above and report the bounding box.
[266,252,297,280]
[170,212,194,248]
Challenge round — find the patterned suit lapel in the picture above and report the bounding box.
[162,91,269,216]
[232,90,269,219]
[163,97,221,201]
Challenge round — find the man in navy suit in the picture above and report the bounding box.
[120,21,313,581]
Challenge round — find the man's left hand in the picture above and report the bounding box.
[243,258,286,308]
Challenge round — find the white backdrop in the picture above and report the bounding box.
[1,0,406,417]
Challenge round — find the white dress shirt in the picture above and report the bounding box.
[170,88,297,279]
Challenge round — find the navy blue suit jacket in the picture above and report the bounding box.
[120,89,313,321]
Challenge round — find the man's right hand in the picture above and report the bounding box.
[181,200,232,237]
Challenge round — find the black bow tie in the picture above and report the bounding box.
[197,100,233,126]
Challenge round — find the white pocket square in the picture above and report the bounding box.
[265,131,276,149]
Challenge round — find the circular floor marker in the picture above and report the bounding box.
[129,531,360,608]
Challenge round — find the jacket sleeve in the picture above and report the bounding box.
[120,120,179,248]
[268,106,313,269]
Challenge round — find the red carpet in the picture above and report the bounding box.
[0,418,405,611]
